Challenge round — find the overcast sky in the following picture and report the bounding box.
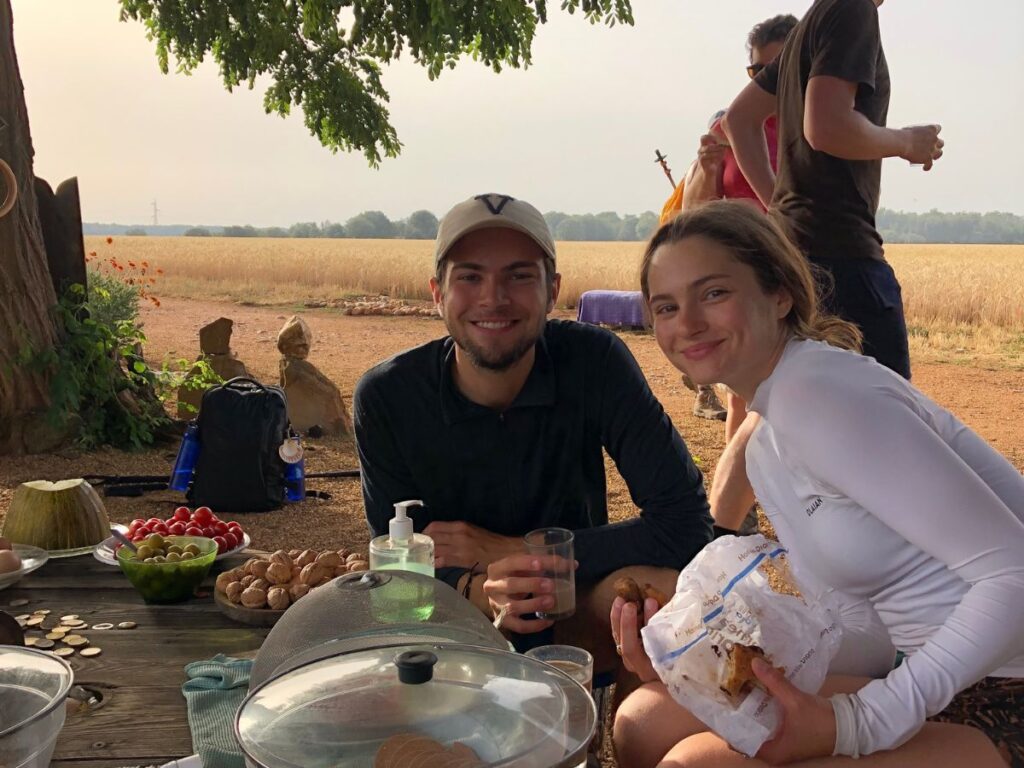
[11,1,1024,226]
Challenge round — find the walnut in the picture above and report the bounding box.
[266,562,292,585]
[241,586,267,609]
[288,549,302,560]
[643,583,670,608]
[249,560,270,580]
[270,550,293,568]
[240,574,255,588]
[614,576,645,609]
[250,578,270,592]
[315,551,342,569]
[289,583,311,601]
[300,562,327,586]
[347,560,368,573]
[345,552,364,564]
[216,572,235,593]
[242,558,263,575]
[267,586,290,611]
[295,549,317,567]
[225,581,244,604]
[334,564,350,578]
[336,548,351,561]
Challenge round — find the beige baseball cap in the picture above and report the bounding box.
[434,193,556,267]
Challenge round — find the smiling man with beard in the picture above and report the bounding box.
[353,193,712,663]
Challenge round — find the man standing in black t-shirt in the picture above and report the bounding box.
[721,0,944,379]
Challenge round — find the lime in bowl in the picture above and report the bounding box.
[117,534,217,604]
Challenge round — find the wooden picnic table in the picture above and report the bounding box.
[5,549,265,768]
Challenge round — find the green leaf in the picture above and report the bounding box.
[118,0,632,164]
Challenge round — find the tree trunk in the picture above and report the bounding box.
[0,0,61,454]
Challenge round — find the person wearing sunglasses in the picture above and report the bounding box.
[676,15,798,544]
[681,14,797,219]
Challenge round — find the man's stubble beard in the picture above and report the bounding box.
[446,315,547,372]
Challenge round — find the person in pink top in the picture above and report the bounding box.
[680,14,795,424]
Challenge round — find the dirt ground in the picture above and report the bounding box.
[2,297,1022,766]
[2,295,1022,553]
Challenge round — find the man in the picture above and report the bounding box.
[722,0,944,380]
[353,192,712,661]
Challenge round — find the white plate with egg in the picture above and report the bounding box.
[0,543,50,590]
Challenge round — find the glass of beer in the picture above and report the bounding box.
[524,527,575,620]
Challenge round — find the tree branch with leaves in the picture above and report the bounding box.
[118,0,634,165]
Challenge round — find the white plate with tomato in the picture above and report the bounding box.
[93,506,250,566]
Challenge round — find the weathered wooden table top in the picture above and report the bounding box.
[4,549,266,768]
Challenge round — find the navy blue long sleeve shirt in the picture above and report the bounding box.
[353,320,712,589]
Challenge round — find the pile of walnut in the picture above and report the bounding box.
[215,548,368,610]
[339,297,436,317]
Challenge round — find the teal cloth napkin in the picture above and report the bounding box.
[181,655,253,768]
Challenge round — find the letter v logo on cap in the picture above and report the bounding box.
[474,193,515,216]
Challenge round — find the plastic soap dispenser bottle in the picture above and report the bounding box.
[369,500,435,577]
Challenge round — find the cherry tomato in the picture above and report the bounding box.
[221,531,238,550]
[193,507,214,525]
[128,519,144,534]
[212,535,228,553]
[169,521,187,536]
[136,526,152,538]
[226,520,242,531]
[153,524,169,536]
[184,525,203,537]
[146,517,162,528]
[212,521,229,537]
[173,507,191,522]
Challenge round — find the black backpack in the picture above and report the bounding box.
[188,377,290,513]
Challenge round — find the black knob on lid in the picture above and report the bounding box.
[394,650,438,685]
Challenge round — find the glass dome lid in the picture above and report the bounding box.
[235,641,597,768]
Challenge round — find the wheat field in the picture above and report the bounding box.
[85,237,1024,365]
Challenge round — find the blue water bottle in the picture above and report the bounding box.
[169,422,200,491]
[281,435,305,502]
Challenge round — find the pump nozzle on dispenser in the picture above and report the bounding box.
[389,499,423,544]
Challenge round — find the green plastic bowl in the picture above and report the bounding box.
[117,535,217,604]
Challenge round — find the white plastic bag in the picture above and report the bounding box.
[641,535,841,757]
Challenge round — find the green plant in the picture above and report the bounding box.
[19,284,170,450]
[87,269,141,330]
[155,356,225,415]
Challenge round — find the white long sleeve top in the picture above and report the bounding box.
[745,339,1024,756]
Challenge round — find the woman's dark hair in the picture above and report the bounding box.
[640,201,862,352]
[747,14,798,56]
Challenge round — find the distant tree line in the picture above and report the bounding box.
[87,208,1024,243]
[208,210,664,241]
[877,209,1024,244]
[214,210,442,240]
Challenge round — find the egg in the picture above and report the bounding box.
[0,549,22,574]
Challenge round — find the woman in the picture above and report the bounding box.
[613,200,1024,767]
